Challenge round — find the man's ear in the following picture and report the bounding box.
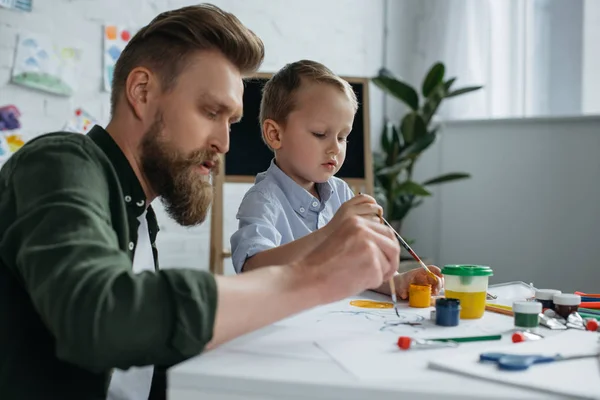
[262,119,283,150]
[124,66,158,121]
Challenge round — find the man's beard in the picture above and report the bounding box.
[140,114,218,226]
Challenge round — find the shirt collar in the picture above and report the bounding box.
[87,125,147,218]
[265,159,334,217]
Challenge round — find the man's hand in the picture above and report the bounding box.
[324,194,383,235]
[294,216,400,305]
[395,266,443,300]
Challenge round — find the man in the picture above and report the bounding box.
[0,4,400,400]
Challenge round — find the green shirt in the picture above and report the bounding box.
[0,126,218,399]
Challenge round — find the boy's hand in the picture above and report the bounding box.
[395,266,443,300]
[326,194,383,234]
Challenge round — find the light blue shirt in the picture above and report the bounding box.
[230,159,354,273]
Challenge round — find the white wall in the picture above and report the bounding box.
[402,116,600,293]
[0,0,385,274]
[583,0,600,114]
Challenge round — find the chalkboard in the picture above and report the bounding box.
[226,75,368,179]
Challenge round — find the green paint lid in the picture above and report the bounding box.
[442,265,493,277]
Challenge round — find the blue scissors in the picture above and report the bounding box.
[479,352,600,371]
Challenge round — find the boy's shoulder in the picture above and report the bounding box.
[328,176,353,200]
[241,172,285,205]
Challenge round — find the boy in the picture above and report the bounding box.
[230,60,441,299]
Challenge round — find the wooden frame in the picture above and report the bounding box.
[209,75,373,275]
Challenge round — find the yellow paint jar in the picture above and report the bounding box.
[442,265,493,319]
[408,284,432,308]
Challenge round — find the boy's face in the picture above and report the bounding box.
[274,82,355,186]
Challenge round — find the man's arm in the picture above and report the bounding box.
[8,136,400,372]
[7,138,220,372]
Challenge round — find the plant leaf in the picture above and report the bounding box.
[380,122,391,152]
[390,198,413,221]
[399,130,437,159]
[396,180,432,196]
[422,172,471,186]
[376,160,410,176]
[446,86,483,98]
[420,84,446,125]
[422,62,445,98]
[401,112,427,144]
[372,75,419,111]
[444,77,457,93]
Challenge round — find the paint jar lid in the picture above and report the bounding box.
[409,284,431,292]
[442,265,493,277]
[436,298,460,308]
[553,293,581,306]
[513,301,542,314]
[535,289,562,300]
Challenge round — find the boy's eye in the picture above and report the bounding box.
[207,110,218,120]
[338,137,348,143]
[312,132,326,138]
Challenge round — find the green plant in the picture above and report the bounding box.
[372,62,483,232]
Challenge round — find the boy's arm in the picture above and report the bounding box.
[230,190,332,273]
[241,226,330,272]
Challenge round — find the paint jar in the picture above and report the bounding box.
[513,301,541,329]
[442,265,493,319]
[553,293,581,318]
[408,284,431,308]
[534,289,561,311]
[435,298,460,326]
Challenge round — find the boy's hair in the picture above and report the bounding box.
[259,60,358,139]
[110,3,264,115]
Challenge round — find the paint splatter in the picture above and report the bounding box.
[349,300,394,309]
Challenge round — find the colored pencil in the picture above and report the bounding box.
[431,334,502,343]
[485,305,514,316]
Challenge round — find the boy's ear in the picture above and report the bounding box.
[262,119,283,150]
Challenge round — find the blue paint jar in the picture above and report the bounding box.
[435,298,460,326]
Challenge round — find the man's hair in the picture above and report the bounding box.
[110,3,264,115]
[259,60,358,132]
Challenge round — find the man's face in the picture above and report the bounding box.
[140,50,244,226]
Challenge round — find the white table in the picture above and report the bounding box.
[168,291,568,400]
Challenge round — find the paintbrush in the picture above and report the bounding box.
[380,216,440,283]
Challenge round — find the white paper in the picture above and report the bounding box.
[278,292,513,338]
[222,326,356,361]
[11,34,82,96]
[429,330,600,400]
[103,25,138,91]
[315,331,518,382]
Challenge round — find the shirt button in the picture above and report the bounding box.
[128,242,135,251]
[124,195,132,203]
[312,201,318,207]
[136,200,145,207]
[299,207,305,213]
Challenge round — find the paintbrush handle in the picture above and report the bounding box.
[381,217,432,275]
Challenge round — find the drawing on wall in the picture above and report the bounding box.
[11,34,82,96]
[0,105,21,131]
[5,133,25,153]
[0,0,32,12]
[64,108,98,134]
[0,134,10,161]
[103,25,137,92]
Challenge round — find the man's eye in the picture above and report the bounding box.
[207,111,218,120]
